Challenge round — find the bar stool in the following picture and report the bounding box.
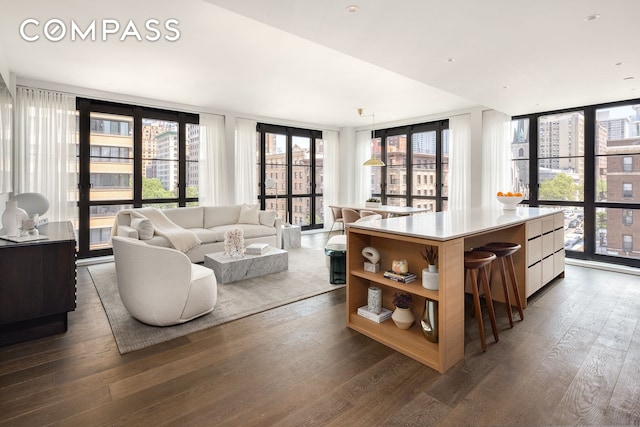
[474,242,524,328]
[464,250,499,352]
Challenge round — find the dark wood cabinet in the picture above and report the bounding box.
[0,222,77,346]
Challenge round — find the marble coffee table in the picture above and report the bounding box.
[204,247,288,284]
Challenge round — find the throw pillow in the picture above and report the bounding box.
[131,216,154,240]
[259,210,277,227]
[237,203,260,225]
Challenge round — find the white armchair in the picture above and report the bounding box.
[111,236,217,326]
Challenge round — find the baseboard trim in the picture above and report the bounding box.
[565,258,640,276]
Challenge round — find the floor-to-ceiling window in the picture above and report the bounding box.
[514,97,640,267]
[256,123,324,230]
[77,98,199,258]
[372,120,449,211]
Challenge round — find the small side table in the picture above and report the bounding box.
[281,224,301,249]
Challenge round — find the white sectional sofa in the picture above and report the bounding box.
[114,204,282,263]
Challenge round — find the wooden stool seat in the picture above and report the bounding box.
[464,250,499,352]
[474,242,524,328]
[464,250,497,269]
[477,241,520,258]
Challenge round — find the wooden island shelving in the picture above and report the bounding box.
[345,207,564,373]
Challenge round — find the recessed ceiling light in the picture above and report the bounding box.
[584,13,600,21]
[623,76,635,80]
[615,62,624,66]
[345,5,359,13]
[446,58,455,63]
[502,85,509,89]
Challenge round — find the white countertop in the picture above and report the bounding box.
[347,207,559,241]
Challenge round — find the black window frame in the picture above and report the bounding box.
[76,98,199,258]
[372,120,449,211]
[514,96,640,268]
[256,123,324,231]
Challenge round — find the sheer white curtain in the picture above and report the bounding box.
[14,87,76,221]
[448,114,471,211]
[323,130,339,229]
[355,130,371,203]
[0,85,11,194]
[235,118,257,204]
[198,113,225,206]
[481,110,511,209]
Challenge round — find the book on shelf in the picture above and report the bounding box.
[383,270,417,283]
[357,305,392,323]
[245,243,270,255]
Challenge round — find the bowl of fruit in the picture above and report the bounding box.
[496,191,524,210]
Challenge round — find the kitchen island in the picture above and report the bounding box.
[345,207,564,372]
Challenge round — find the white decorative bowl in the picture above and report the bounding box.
[497,196,523,210]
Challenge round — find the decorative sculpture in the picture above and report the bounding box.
[362,246,380,272]
[224,228,245,257]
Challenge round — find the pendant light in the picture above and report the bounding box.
[359,108,385,166]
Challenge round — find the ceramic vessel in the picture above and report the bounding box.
[421,265,439,290]
[1,201,28,237]
[391,259,409,274]
[391,307,414,329]
[421,299,438,343]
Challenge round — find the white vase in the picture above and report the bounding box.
[391,307,415,330]
[421,265,439,290]
[2,201,29,237]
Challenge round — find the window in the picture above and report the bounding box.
[77,98,199,257]
[510,118,530,199]
[372,120,448,211]
[538,112,584,202]
[515,98,640,267]
[256,124,323,230]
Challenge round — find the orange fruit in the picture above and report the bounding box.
[515,192,523,197]
[497,191,504,196]
[506,192,514,197]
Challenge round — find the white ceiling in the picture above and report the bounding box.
[0,0,637,128]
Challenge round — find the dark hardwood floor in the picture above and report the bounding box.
[1,232,640,426]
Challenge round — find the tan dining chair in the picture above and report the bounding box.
[341,208,361,227]
[328,206,345,238]
[359,210,378,218]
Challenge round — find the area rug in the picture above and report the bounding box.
[89,247,342,354]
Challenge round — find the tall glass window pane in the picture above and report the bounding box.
[370,136,382,197]
[441,128,449,200]
[292,197,310,226]
[292,136,311,195]
[265,132,287,220]
[538,112,584,201]
[385,134,407,202]
[142,119,179,200]
[88,113,133,250]
[559,206,585,253]
[411,130,436,211]
[315,138,324,225]
[511,118,530,198]
[185,123,200,204]
[596,105,640,203]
